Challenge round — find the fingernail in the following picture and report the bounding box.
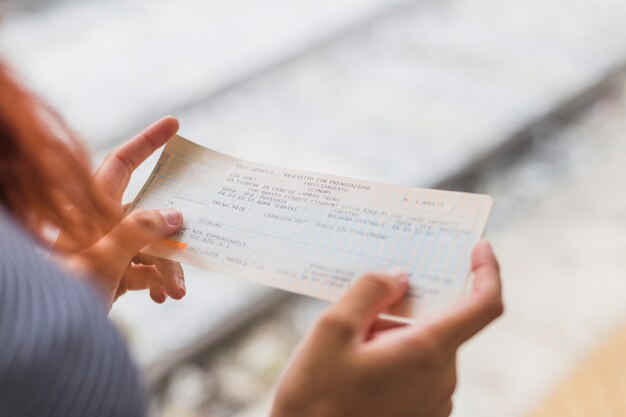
[178,277,186,293]
[384,267,409,287]
[161,209,183,226]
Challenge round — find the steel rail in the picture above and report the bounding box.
[93,0,443,154]
[145,64,626,394]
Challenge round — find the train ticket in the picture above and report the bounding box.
[131,135,493,319]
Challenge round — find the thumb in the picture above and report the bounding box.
[326,271,409,339]
[84,208,183,277]
[422,240,503,348]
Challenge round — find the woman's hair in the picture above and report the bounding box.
[0,60,115,251]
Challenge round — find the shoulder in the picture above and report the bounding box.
[0,210,147,417]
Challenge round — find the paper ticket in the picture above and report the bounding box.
[131,135,493,319]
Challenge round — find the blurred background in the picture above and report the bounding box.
[1,0,626,416]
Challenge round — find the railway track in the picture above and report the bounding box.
[146,64,626,395]
[2,2,626,412]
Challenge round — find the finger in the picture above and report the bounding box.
[135,253,185,300]
[122,263,163,291]
[114,266,131,299]
[84,209,183,280]
[423,240,503,347]
[150,284,167,304]
[326,271,409,339]
[124,264,169,303]
[95,116,179,200]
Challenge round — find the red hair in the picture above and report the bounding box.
[0,60,115,250]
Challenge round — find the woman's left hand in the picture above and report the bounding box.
[56,116,186,308]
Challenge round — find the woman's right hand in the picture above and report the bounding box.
[271,240,503,417]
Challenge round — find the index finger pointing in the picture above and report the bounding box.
[422,240,503,348]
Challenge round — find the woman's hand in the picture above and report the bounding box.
[272,240,503,417]
[56,116,186,309]
[64,208,185,309]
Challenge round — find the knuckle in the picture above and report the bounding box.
[419,332,444,357]
[316,312,355,339]
[442,374,457,400]
[409,332,454,369]
[493,299,505,318]
[483,295,505,320]
[131,210,159,231]
[360,274,394,295]
[111,146,133,171]
[441,400,453,417]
